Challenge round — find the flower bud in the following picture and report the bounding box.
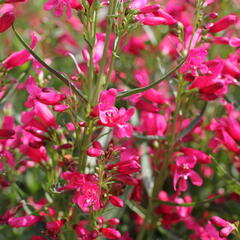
[107,218,120,226]
[0,12,15,33]
[209,14,238,33]
[109,195,124,208]
[101,228,121,239]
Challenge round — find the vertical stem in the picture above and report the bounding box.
[137,78,185,240]
[93,0,117,105]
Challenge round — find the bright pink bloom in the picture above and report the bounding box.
[209,14,238,33]
[101,228,121,239]
[25,76,66,106]
[138,112,167,136]
[108,218,120,226]
[156,191,193,227]
[173,155,203,192]
[73,181,100,212]
[210,216,235,238]
[139,4,160,14]
[0,11,15,33]
[71,0,83,10]
[8,215,42,228]
[0,129,15,139]
[181,147,211,164]
[5,0,26,2]
[46,219,66,238]
[96,88,135,138]
[109,195,124,208]
[61,171,100,212]
[44,0,72,19]
[109,160,141,174]
[180,48,208,77]
[229,37,240,47]
[87,141,103,157]
[0,204,22,224]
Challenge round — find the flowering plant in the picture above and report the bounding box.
[0,0,240,239]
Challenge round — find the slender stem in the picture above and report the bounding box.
[92,0,117,105]
[137,77,185,240]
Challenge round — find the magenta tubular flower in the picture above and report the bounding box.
[173,155,203,192]
[0,129,15,139]
[180,48,208,76]
[109,160,141,174]
[109,195,124,208]
[44,0,72,19]
[181,147,211,164]
[97,89,135,138]
[101,228,121,239]
[7,216,42,228]
[73,181,100,212]
[210,216,235,238]
[46,219,66,238]
[25,76,66,106]
[209,14,238,33]
[0,11,15,33]
[4,0,26,2]
[141,16,168,26]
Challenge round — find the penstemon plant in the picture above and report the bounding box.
[0,0,240,239]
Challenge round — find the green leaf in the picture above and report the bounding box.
[178,102,207,140]
[134,134,166,141]
[141,143,154,196]
[116,57,186,99]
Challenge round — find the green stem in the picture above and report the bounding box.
[93,0,117,105]
[137,77,185,240]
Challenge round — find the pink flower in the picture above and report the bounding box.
[181,147,211,164]
[44,0,72,19]
[61,172,100,212]
[137,112,167,136]
[101,228,121,239]
[0,10,15,33]
[209,14,238,33]
[7,215,42,228]
[45,219,66,238]
[96,89,135,138]
[25,76,66,106]
[210,216,235,238]
[109,195,124,208]
[180,48,208,77]
[73,181,100,212]
[173,155,203,192]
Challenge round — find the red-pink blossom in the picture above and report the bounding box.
[7,215,42,228]
[101,228,121,239]
[209,14,238,33]
[96,88,135,138]
[0,11,15,33]
[173,155,203,192]
[109,195,124,208]
[44,0,72,19]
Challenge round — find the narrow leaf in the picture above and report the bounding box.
[141,143,154,196]
[178,102,207,140]
[116,57,186,100]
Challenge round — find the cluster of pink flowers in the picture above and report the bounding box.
[0,0,239,239]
